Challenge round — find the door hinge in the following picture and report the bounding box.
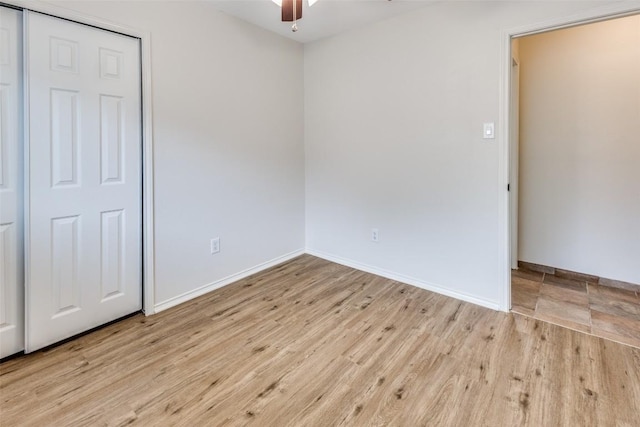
[507,184,510,192]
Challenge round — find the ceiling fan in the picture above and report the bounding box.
[271,0,320,32]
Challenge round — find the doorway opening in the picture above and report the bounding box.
[507,13,640,348]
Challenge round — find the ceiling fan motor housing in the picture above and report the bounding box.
[282,0,303,21]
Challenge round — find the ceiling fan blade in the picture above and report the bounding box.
[282,0,302,22]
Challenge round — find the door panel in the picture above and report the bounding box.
[0,6,24,359]
[26,11,141,352]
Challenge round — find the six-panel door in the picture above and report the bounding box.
[25,11,142,352]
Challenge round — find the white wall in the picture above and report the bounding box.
[304,1,634,309]
[42,1,306,308]
[21,0,639,314]
[518,15,640,284]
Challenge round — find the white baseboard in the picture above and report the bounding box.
[153,249,305,313]
[153,247,501,314]
[305,248,502,311]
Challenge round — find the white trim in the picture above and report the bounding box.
[139,29,156,316]
[154,249,306,313]
[498,25,511,313]
[306,249,502,311]
[499,3,640,312]
[22,8,32,352]
[8,0,157,315]
[506,3,640,39]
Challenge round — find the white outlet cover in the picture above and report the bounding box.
[211,237,220,254]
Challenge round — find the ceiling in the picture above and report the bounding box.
[210,0,436,43]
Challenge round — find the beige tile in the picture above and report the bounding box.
[535,296,591,333]
[543,274,587,293]
[511,270,639,348]
[589,286,640,321]
[512,275,541,290]
[539,283,589,307]
[589,284,638,304]
[511,276,541,312]
[589,301,640,323]
[591,310,640,349]
[512,268,543,282]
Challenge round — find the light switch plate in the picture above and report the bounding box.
[483,122,495,139]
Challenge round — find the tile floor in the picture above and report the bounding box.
[511,268,640,348]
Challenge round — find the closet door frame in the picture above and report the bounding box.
[10,0,157,315]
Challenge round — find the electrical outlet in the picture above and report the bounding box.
[210,237,220,254]
[371,228,379,242]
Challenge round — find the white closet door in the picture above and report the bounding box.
[25,11,142,352]
[0,6,24,359]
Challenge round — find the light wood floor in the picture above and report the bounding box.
[1,255,639,426]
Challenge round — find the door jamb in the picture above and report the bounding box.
[11,0,156,315]
[498,3,640,312]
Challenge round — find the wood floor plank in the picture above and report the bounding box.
[2,255,639,426]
